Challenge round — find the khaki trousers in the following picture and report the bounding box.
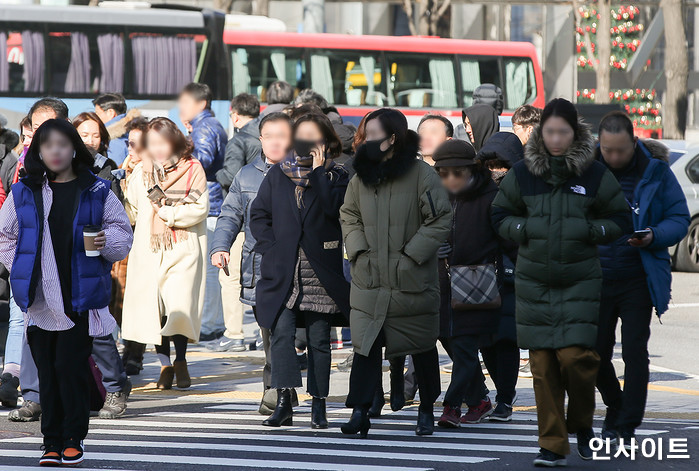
[219,233,245,340]
[529,346,600,456]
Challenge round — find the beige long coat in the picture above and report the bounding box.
[121,163,209,345]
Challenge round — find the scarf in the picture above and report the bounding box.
[142,156,207,252]
[280,152,332,208]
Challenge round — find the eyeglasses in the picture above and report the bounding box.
[127,141,138,149]
[438,168,468,178]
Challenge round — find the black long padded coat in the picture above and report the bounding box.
[249,161,351,330]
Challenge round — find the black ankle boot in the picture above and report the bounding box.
[311,397,328,429]
[368,387,385,418]
[341,407,370,438]
[415,406,435,436]
[389,357,406,412]
[262,389,293,427]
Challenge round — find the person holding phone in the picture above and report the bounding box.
[0,119,132,466]
[209,112,295,415]
[122,118,209,391]
[250,112,350,429]
[595,111,690,447]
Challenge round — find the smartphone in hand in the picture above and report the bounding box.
[631,229,652,240]
[147,185,166,206]
[221,254,230,277]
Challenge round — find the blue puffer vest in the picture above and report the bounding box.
[11,171,112,312]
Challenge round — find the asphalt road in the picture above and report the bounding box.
[0,272,698,470]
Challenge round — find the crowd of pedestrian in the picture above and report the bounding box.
[0,80,690,469]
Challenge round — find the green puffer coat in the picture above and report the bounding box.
[340,146,452,358]
[491,121,631,350]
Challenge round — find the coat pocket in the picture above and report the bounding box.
[396,254,426,293]
[350,251,373,289]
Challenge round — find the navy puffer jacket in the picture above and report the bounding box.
[190,110,227,216]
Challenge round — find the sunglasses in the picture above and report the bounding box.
[438,168,468,178]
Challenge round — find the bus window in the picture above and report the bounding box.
[503,57,536,109]
[459,57,501,107]
[385,53,458,109]
[230,46,305,101]
[0,30,45,93]
[308,50,385,107]
[129,33,204,96]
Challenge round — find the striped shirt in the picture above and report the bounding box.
[0,178,133,336]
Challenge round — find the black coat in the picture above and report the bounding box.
[439,170,502,338]
[250,162,351,329]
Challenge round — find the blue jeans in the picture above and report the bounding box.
[4,291,23,366]
[200,216,224,336]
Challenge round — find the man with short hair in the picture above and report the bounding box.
[93,93,133,166]
[210,113,295,404]
[217,93,261,192]
[177,82,229,341]
[511,105,542,146]
[417,114,453,166]
[595,111,690,447]
[264,81,294,116]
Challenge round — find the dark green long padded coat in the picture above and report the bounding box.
[491,121,631,350]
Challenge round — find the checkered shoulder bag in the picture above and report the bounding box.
[449,263,502,311]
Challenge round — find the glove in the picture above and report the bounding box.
[437,242,452,259]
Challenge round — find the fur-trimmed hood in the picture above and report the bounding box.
[353,134,419,186]
[106,108,142,140]
[593,137,670,164]
[524,119,595,178]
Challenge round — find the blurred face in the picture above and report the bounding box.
[76,119,101,153]
[418,119,450,157]
[463,116,474,143]
[541,117,575,156]
[31,109,58,133]
[94,105,115,124]
[599,131,636,170]
[438,166,472,194]
[22,125,33,149]
[177,93,206,123]
[39,129,75,175]
[128,129,143,159]
[512,123,534,145]
[364,118,395,152]
[294,121,324,143]
[146,129,174,163]
[260,120,292,163]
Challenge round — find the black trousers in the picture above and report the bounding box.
[596,277,653,432]
[27,315,93,447]
[270,308,331,398]
[441,335,488,408]
[481,338,519,405]
[347,330,440,411]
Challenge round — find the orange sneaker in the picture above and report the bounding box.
[39,447,61,467]
[61,440,84,466]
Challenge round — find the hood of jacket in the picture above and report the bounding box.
[525,119,594,179]
[353,133,419,186]
[462,104,500,151]
[106,108,142,141]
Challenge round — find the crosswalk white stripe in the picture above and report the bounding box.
[1,466,135,471]
[142,411,666,436]
[88,427,542,450]
[90,418,543,452]
[0,449,430,471]
[1,437,496,464]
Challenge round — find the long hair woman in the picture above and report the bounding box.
[0,119,132,466]
[250,111,350,429]
[121,117,209,390]
[492,98,631,466]
[340,108,452,437]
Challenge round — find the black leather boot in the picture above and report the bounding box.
[368,387,385,418]
[389,357,406,412]
[311,397,328,429]
[415,406,435,436]
[262,389,293,427]
[341,407,370,438]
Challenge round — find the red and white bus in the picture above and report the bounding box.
[223,31,545,127]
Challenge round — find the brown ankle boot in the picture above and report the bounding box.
[157,366,174,390]
[173,360,191,388]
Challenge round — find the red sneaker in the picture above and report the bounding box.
[437,405,461,428]
[460,397,493,424]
